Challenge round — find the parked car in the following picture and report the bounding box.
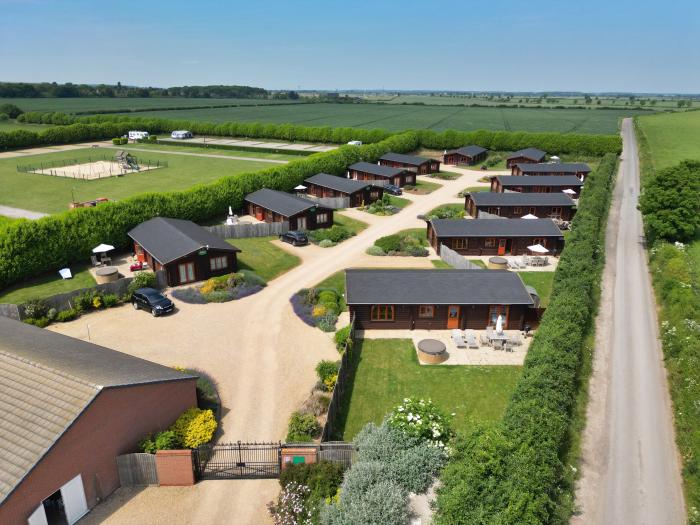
[384,184,403,196]
[480,165,488,170]
[132,287,174,317]
[279,230,309,246]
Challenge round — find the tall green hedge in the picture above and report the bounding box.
[0,132,419,288]
[435,153,618,524]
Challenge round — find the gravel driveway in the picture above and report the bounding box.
[61,168,485,524]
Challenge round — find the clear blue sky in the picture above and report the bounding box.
[2,0,699,93]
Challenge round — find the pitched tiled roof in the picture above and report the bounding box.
[379,152,434,166]
[304,173,372,194]
[494,175,584,187]
[446,145,487,157]
[506,148,546,161]
[348,161,406,178]
[128,217,239,265]
[244,188,321,217]
[0,317,196,504]
[431,218,563,237]
[515,162,591,174]
[469,192,575,206]
[345,269,534,305]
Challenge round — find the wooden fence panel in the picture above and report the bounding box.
[206,221,289,239]
[439,244,483,270]
[117,453,158,486]
[321,318,355,442]
[305,195,350,209]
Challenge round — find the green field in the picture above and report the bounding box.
[115,142,300,161]
[636,110,700,170]
[226,237,300,282]
[0,262,96,304]
[335,339,522,440]
[0,120,53,132]
[0,97,301,113]
[110,103,637,134]
[0,148,275,214]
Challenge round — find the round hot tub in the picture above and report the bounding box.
[488,256,508,270]
[95,266,119,284]
[417,339,448,364]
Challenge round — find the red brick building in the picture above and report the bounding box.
[0,317,197,525]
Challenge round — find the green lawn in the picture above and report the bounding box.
[428,171,461,180]
[0,262,96,304]
[458,185,490,197]
[427,203,465,217]
[636,111,700,170]
[0,148,275,214]
[227,237,300,282]
[116,142,300,161]
[404,179,442,195]
[333,213,368,235]
[394,228,428,245]
[431,258,486,269]
[335,339,522,440]
[0,215,17,230]
[388,195,411,209]
[519,271,555,307]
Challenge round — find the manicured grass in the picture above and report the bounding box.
[636,111,700,170]
[109,103,638,134]
[333,213,368,235]
[519,271,555,307]
[431,260,452,268]
[394,228,428,245]
[116,142,299,161]
[458,185,490,197]
[335,339,522,440]
[0,262,96,304]
[428,171,461,180]
[427,203,465,217]
[404,179,442,195]
[388,195,411,209]
[226,237,300,282]
[0,148,275,214]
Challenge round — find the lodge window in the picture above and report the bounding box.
[316,212,328,223]
[453,238,466,249]
[371,305,395,321]
[532,237,547,247]
[550,207,562,218]
[418,305,435,318]
[370,191,379,199]
[484,238,497,248]
[210,256,228,271]
[529,207,537,215]
[488,207,499,215]
[488,305,509,328]
[513,207,522,215]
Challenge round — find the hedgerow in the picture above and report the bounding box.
[435,153,618,524]
[0,132,419,288]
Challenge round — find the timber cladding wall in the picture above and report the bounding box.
[0,379,197,524]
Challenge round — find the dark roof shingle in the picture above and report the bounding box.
[494,175,584,187]
[431,218,564,237]
[345,269,534,305]
[446,145,487,157]
[348,161,406,178]
[379,152,434,166]
[515,162,591,174]
[506,148,547,161]
[128,217,239,265]
[469,192,575,207]
[244,188,320,217]
[304,173,372,194]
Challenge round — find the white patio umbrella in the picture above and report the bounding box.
[58,268,72,280]
[228,205,234,216]
[562,188,576,195]
[294,184,307,191]
[522,213,538,219]
[527,244,549,254]
[92,243,114,254]
[496,314,504,335]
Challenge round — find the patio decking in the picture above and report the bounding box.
[356,328,531,366]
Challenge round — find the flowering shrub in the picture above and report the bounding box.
[170,407,217,449]
[172,271,265,304]
[323,374,338,392]
[286,411,321,442]
[387,397,453,449]
[268,482,314,525]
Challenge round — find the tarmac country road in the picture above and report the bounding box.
[573,119,685,524]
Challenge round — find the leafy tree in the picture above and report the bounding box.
[0,103,23,118]
[640,160,700,243]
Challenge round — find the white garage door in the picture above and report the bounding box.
[60,474,88,524]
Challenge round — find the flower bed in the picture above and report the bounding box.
[290,287,343,332]
[307,225,354,248]
[171,270,265,304]
[359,194,401,216]
[366,230,429,257]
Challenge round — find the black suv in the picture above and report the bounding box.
[279,230,309,246]
[132,287,174,316]
[383,184,403,196]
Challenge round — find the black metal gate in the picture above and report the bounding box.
[194,441,281,480]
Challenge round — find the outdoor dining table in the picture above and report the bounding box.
[489,333,510,343]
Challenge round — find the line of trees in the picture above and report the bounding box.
[0,82,269,99]
[434,154,618,524]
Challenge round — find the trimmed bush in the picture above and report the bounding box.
[374,234,402,253]
[286,411,321,442]
[170,407,217,449]
[316,360,340,390]
[127,271,157,296]
[365,245,386,256]
[334,325,353,352]
[102,293,119,307]
[23,298,48,319]
[309,225,353,245]
[280,461,345,503]
[56,308,79,322]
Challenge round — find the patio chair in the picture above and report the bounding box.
[90,255,100,267]
[480,333,490,346]
[452,329,467,348]
[521,255,529,267]
[465,330,479,349]
[511,332,523,346]
[505,340,515,352]
[493,339,504,351]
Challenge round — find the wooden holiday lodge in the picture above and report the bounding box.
[442,145,488,166]
[347,161,415,187]
[505,147,546,168]
[244,188,333,231]
[304,172,383,207]
[465,191,576,220]
[378,152,441,174]
[490,175,584,198]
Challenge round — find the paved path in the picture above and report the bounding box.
[572,119,685,524]
[104,145,290,164]
[0,205,48,219]
[56,169,485,525]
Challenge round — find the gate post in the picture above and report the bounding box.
[280,445,318,470]
[156,450,195,486]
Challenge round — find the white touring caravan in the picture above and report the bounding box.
[171,130,193,139]
[128,130,149,141]
[347,140,362,146]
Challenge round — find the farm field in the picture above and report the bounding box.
[0,148,274,214]
[335,339,522,440]
[0,97,301,113]
[0,120,53,132]
[636,110,700,170]
[112,103,639,134]
[114,142,301,162]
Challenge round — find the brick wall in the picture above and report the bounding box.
[156,450,195,486]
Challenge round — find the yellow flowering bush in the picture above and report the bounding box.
[171,407,217,449]
[312,304,328,318]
